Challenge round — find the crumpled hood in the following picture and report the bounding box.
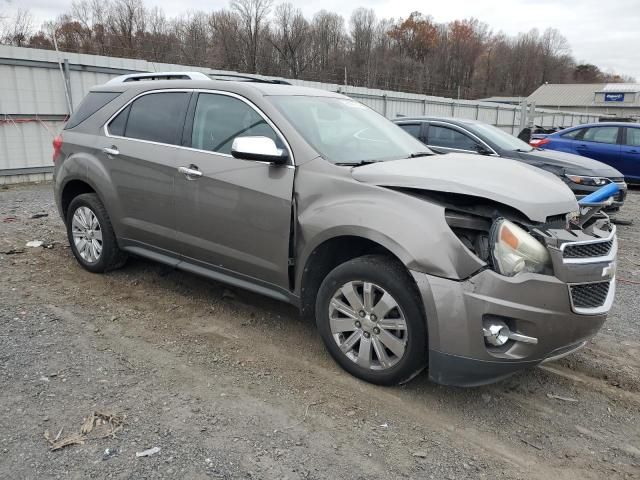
[519,149,624,178]
[351,154,579,223]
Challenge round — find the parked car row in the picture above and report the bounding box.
[530,122,640,184]
[54,72,619,387]
[394,117,627,212]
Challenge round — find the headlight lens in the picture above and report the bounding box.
[565,174,608,187]
[492,219,551,276]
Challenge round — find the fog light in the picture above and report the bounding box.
[483,321,510,347]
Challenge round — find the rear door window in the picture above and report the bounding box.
[109,92,190,145]
[190,93,280,155]
[624,127,640,146]
[582,127,619,144]
[428,125,479,151]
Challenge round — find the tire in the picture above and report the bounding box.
[66,193,127,273]
[315,254,428,386]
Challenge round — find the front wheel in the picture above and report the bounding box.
[315,255,428,385]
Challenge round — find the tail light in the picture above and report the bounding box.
[52,135,63,163]
[529,137,550,148]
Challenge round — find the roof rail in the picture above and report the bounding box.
[209,73,291,85]
[105,71,211,84]
[105,70,291,86]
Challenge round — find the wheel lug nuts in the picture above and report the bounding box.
[373,327,380,335]
[359,310,366,317]
[370,314,377,322]
[355,321,361,328]
[363,332,370,338]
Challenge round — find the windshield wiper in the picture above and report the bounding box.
[407,151,433,158]
[334,160,380,166]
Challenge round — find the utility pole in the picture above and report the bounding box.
[457,85,461,100]
[344,66,347,86]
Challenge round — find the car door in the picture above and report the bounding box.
[620,127,640,181]
[425,123,486,155]
[174,91,295,289]
[101,90,191,254]
[570,126,621,167]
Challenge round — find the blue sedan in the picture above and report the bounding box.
[529,122,640,183]
[530,122,640,183]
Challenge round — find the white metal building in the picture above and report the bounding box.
[527,83,640,119]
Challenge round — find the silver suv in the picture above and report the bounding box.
[53,75,617,386]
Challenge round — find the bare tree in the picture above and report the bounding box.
[70,0,109,53]
[269,3,314,78]
[10,0,633,98]
[2,8,33,46]
[107,0,146,55]
[230,0,272,73]
[349,7,376,86]
[311,10,345,74]
[173,12,210,65]
[209,10,244,70]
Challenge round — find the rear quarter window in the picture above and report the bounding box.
[561,128,583,139]
[65,92,121,129]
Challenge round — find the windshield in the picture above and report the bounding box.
[469,122,534,152]
[268,96,432,164]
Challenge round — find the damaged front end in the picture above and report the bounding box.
[417,184,619,386]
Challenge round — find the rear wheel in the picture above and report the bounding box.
[315,255,427,385]
[66,193,127,273]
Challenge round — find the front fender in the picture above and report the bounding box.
[294,161,486,289]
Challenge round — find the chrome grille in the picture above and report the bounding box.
[563,240,613,259]
[570,282,610,310]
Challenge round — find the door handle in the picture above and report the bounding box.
[102,146,119,156]
[178,165,202,178]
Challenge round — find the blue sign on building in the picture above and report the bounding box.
[604,93,625,102]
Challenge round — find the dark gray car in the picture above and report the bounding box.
[394,117,628,212]
[53,76,618,386]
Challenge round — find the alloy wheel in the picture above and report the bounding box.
[71,206,103,263]
[329,281,408,370]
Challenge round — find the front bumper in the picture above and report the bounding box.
[413,219,617,387]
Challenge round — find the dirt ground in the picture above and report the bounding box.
[1,182,639,480]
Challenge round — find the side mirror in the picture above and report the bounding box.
[231,136,288,165]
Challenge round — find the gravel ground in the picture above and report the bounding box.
[0,182,639,480]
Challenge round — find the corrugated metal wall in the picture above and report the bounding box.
[0,44,603,182]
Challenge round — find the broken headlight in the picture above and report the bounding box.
[491,219,551,276]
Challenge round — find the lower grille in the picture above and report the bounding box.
[564,240,613,259]
[570,281,610,310]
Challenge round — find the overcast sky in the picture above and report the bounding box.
[6,0,640,80]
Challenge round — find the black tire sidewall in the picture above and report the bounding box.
[66,194,117,273]
[315,255,428,386]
